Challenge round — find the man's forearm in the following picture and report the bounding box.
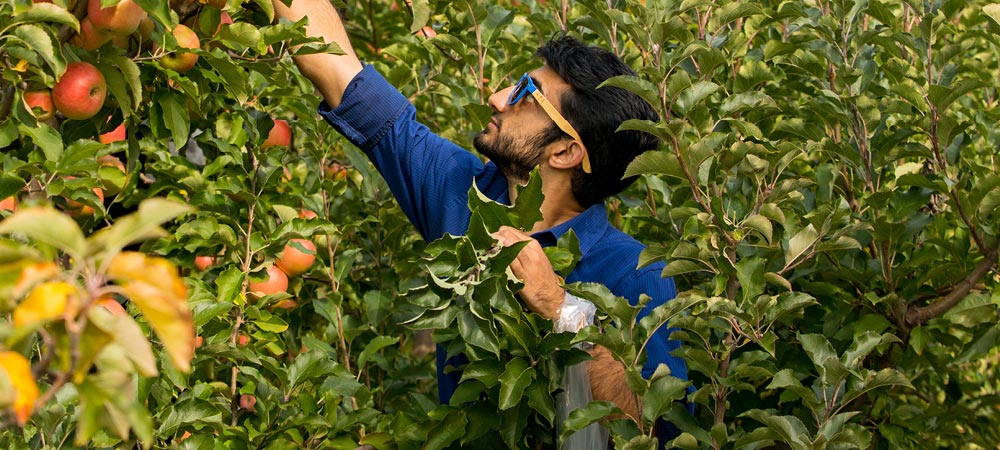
[272,0,363,108]
[588,344,640,420]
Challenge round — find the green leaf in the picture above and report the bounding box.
[0,206,86,259]
[985,4,1000,28]
[14,2,79,30]
[358,336,399,369]
[509,168,545,229]
[624,150,685,179]
[675,81,720,116]
[742,410,810,450]
[458,309,500,356]
[525,378,556,424]
[978,186,1000,217]
[215,267,245,305]
[13,24,67,77]
[217,22,262,52]
[0,175,26,201]
[736,257,766,303]
[287,350,337,389]
[105,55,143,111]
[842,331,898,369]
[205,56,250,104]
[560,401,620,442]
[599,75,662,113]
[927,79,987,113]
[156,91,191,149]
[784,224,819,270]
[18,123,63,160]
[743,215,773,244]
[642,365,689,423]
[91,198,193,259]
[498,357,533,410]
[410,0,431,33]
[720,92,777,117]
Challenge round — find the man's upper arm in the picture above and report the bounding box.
[319,66,488,240]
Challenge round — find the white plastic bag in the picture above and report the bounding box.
[556,358,609,450]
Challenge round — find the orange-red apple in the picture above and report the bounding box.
[262,118,291,148]
[87,0,147,36]
[99,121,126,143]
[66,185,105,216]
[23,90,54,121]
[71,18,112,50]
[96,297,127,316]
[276,239,315,276]
[248,265,288,296]
[194,255,215,271]
[239,394,256,412]
[298,209,318,219]
[0,196,16,212]
[52,62,106,120]
[158,25,200,73]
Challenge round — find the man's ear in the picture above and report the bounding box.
[548,140,588,171]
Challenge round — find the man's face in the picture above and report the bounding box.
[474,65,571,183]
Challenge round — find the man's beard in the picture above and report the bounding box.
[473,123,562,183]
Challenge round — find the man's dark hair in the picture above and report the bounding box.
[536,36,661,207]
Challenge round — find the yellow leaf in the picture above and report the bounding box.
[107,252,194,372]
[13,281,79,328]
[13,60,29,72]
[13,261,60,299]
[0,351,40,425]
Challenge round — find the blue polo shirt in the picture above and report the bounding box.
[319,64,687,404]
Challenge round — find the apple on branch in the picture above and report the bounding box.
[262,118,291,149]
[52,62,107,120]
[87,0,147,36]
[276,239,316,277]
[157,24,200,73]
[23,90,54,121]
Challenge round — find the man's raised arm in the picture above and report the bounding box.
[272,0,364,108]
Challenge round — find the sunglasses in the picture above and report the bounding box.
[506,73,591,173]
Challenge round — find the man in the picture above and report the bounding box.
[272,0,688,435]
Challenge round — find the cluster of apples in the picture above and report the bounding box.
[22,0,212,123]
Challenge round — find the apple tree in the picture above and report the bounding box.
[1,0,999,449]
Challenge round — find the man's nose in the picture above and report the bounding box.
[488,85,515,113]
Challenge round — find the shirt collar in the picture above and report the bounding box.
[530,203,610,257]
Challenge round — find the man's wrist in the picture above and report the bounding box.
[552,292,596,333]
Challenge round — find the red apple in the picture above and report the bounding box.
[87,0,147,36]
[99,122,126,144]
[298,209,318,219]
[52,62,107,120]
[23,90,54,121]
[71,18,112,50]
[324,162,348,181]
[276,239,315,276]
[158,24,200,73]
[416,26,436,38]
[247,265,288,296]
[237,334,250,346]
[96,297,127,316]
[66,186,105,216]
[194,255,215,271]
[239,394,256,412]
[262,118,291,148]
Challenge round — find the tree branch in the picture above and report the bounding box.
[905,247,998,327]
